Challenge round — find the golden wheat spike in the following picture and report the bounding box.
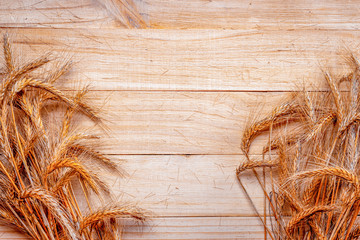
[80,205,146,233]
[13,56,50,80]
[324,72,344,123]
[241,102,300,156]
[20,187,78,239]
[3,35,13,73]
[286,205,336,234]
[290,167,360,189]
[236,160,277,174]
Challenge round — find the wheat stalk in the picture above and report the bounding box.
[238,53,360,239]
[0,35,146,239]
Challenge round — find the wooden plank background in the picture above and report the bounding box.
[1,0,360,239]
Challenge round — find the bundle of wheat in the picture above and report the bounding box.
[238,54,360,239]
[0,35,145,240]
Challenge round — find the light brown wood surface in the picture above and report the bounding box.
[2,28,360,91]
[0,217,268,239]
[1,0,360,239]
[123,217,269,240]
[102,155,267,216]
[48,91,285,155]
[2,0,360,30]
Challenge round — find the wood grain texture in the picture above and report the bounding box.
[0,0,117,28]
[61,91,284,154]
[0,154,270,239]
[123,216,268,239]
[2,0,360,239]
[0,216,269,239]
[1,28,359,91]
[146,0,360,30]
[2,0,360,30]
[101,155,266,217]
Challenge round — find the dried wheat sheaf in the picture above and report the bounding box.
[238,54,360,239]
[0,35,145,239]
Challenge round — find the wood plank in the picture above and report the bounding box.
[0,216,268,239]
[99,155,266,217]
[0,153,271,238]
[123,216,267,239]
[2,0,360,30]
[0,0,117,28]
[1,28,359,91]
[146,0,360,30]
[0,155,270,239]
[63,91,284,154]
